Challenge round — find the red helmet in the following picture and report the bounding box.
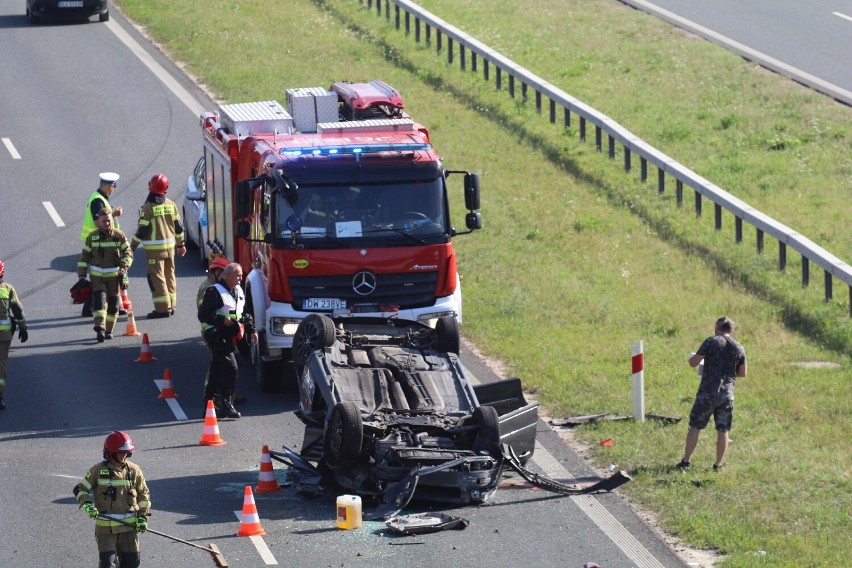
[209,257,230,272]
[0,259,4,277]
[148,173,169,195]
[103,431,135,459]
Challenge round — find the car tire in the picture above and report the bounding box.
[435,316,460,354]
[99,10,109,22]
[292,314,336,376]
[324,401,363,469]
[472,405,501,456]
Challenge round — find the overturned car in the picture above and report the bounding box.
[273,315,539,506]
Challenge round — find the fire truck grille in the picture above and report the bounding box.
[291,272,439,311]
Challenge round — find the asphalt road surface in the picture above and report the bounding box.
[0,5,687,567]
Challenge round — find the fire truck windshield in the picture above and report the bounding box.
[277,179,447,246]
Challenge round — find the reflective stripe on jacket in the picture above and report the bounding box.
[131,199,184,252]
[0,283,26,335]
[77,229,133,279]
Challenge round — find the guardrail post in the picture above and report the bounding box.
[676,180,683,207]
[715,203,722,230]
[802,256,809,287]
[415,17,420,42]
[579,117,586,141]
[564,107,571,128]
[550,100,556,124]
[404,10,409,34]
[448,37,453,64]
[484,59,489,81]
[640,158,647,182]
[735,216,743,243]
[695,192,702,217]
[535,90,541,112]
[509,75,514,98]
[779,242,787,271]
[825,271,833,301]
[658,168,665,194]
[496,67,502,90]
[608,135,615,159]
[394,5,400,29]
[460,45,466,70]
[623,146,630,171]
[472,52,477,73]
[426,23,431,46]
[385,0,390,21]
[631,341,645,423]
[757,229,764,253]
[595,127,602,152]
[437,29,442,53]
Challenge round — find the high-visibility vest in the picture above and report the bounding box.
[80,190,119,241]
[201,283,245,335]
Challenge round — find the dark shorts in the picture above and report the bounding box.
[688,391,734,432]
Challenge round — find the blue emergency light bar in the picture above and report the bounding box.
[279,142,430,157]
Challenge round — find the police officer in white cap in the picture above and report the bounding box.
[80,173,124,317]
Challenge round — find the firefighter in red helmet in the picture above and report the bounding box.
[74,431,151,568]
[130,173,186,319]
[0,259,28,410]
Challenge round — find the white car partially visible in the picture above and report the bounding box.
[182,156,209,266]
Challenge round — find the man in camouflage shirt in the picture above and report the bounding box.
[676,316,747,471]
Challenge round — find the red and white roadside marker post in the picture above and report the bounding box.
[631,340,645,422]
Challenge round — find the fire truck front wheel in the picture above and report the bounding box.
[252,332,284,392]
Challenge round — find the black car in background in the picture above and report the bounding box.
[26,0,109,23]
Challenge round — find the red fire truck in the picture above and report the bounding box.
[199,80,481,390]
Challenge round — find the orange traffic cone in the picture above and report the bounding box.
[123,311,141,337]
[134,333,157,363]
[255,445,282,493]
[120,288,132,311]
[237,485,266,537]
[158,368,177,399]
[199,400,226,446]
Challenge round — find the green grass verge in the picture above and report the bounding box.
[115,0,851,565]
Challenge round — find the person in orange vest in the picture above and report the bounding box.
[78,208,133,343]
[0,260,28,410]
[73,431,151,568]
[130,173,186,319]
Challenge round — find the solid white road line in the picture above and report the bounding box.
[834,12,852,23]
[233,510,279,565]
[105,20,206,118]
[2,138,21,159]
[531,442,666,568]
[42,201,65,227]
[154,379,188,421]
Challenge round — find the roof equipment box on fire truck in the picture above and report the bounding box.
[199,80,482,391]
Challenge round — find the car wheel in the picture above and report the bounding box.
[99,10,109,22]
[292,314,336,376]
[27,7,39,24]
[324,402,363,469]
[435,316,460,354]
[472,405,501,456]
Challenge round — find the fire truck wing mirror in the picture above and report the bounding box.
[464,173,481,211]
[235,220,251,238]
[465,212,482,231]
[234,178,264,218]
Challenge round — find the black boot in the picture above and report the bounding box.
[95,328,105,343]
[220,396,241,419]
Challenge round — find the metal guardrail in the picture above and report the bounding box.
[360,0,852,316]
